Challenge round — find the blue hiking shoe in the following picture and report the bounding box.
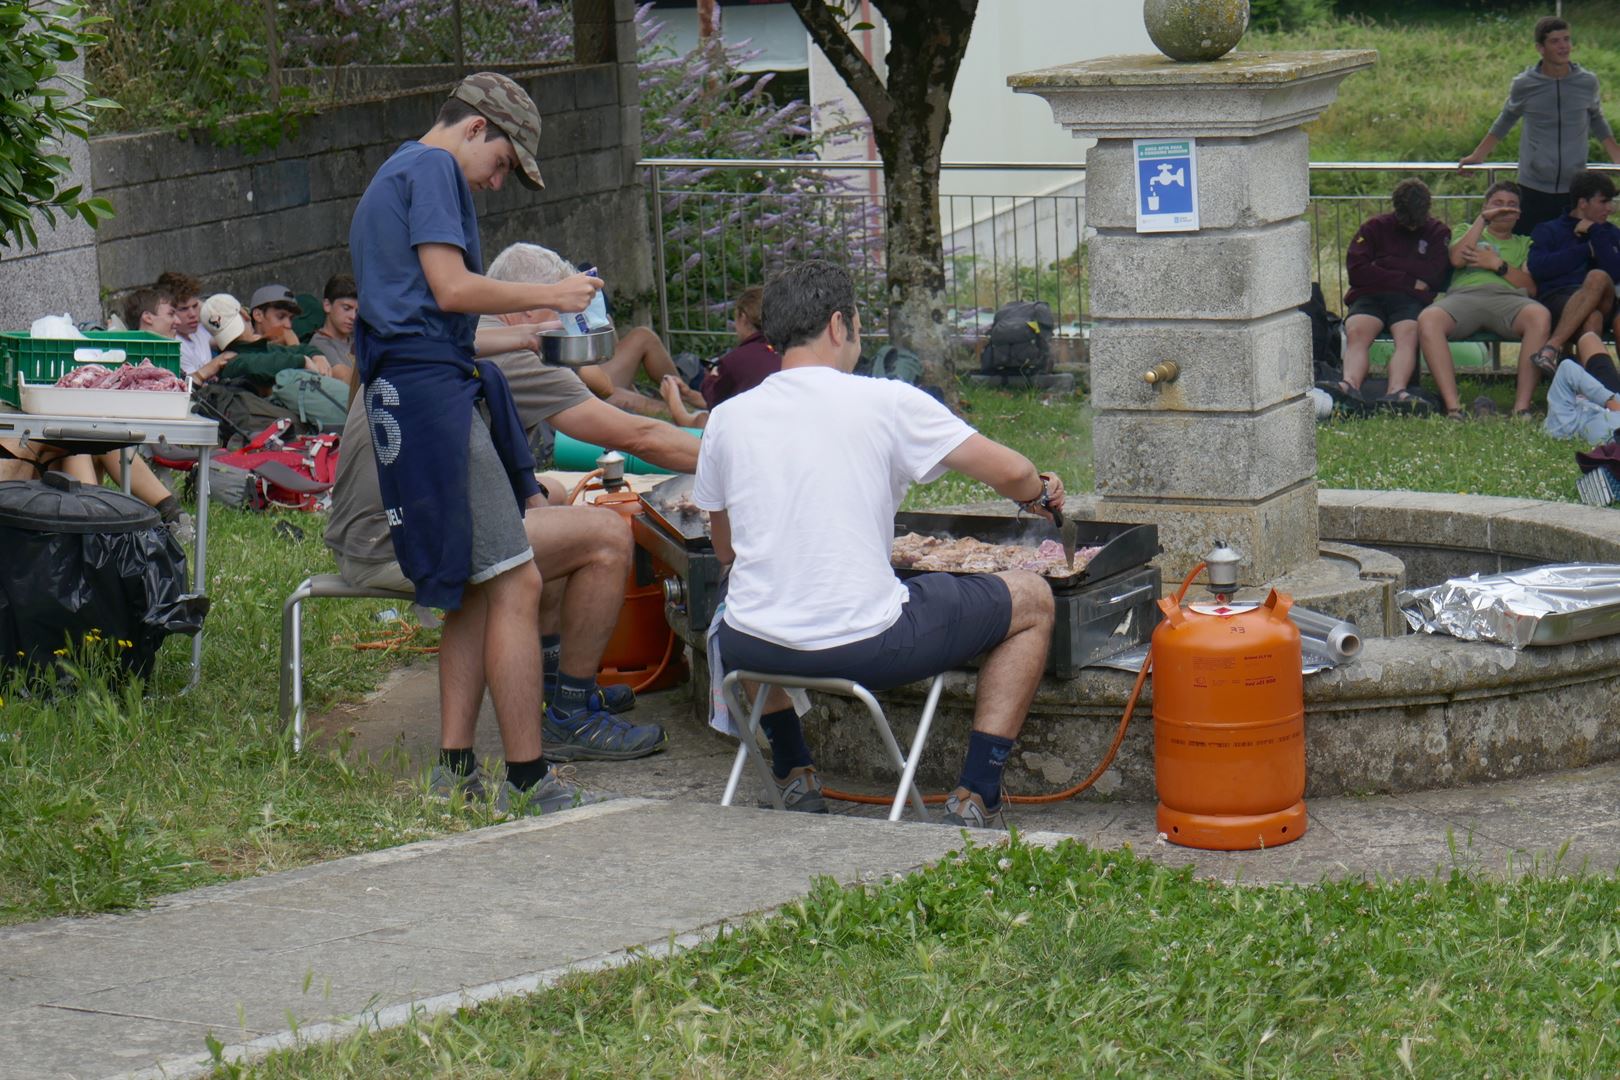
[541,692,667,761]
[545,678,636,714]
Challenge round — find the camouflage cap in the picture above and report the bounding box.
[452,71,545,190]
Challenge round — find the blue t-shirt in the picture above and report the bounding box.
[349,141,482,350]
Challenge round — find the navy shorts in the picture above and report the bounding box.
[1346,291,1426,329]
[717,572,1013,692]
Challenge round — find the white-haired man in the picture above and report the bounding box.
[326,241,701,794]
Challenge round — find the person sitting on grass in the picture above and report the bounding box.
[1401,182,1550,420]
[1338,178,1452,411]
[1544,334,1620,445]
[695,260,1064,829]
[198,292,332,391]
[659,285,779,429]
[120,287,176,340]
[308,272,358,383]
[247,284,306,348]
[1526,170,1620,378]
[156,270,214,377]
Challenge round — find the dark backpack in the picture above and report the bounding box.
[981,301,1055,377]
[1300,282,1344,384]
[193,380,311,448]
[853,344,924,384]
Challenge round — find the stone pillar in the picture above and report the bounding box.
[1010,52,1374,585]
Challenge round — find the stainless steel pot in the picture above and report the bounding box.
[539,327,618,367]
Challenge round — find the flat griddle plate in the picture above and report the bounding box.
[892,511,1159,588]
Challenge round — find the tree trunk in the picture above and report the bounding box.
[787,0,976,403]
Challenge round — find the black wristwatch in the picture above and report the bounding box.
[1494,260,1510,276]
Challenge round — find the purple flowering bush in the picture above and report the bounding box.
[281,0,573,68]
[637,4,884,349]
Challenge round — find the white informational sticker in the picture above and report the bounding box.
[1134,138,1199,233]
[1188,601,1259,618]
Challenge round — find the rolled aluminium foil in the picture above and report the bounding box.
[1398,563,1620,649]
[1287,604,1363,664]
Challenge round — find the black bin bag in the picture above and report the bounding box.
[0,473,208,680]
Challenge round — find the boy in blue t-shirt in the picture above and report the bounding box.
[348,71,602,814]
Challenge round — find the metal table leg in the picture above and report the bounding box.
[188,444,211,690]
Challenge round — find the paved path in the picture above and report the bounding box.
[4,666,1617,1079]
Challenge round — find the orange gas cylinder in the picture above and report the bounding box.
[592,488,685,692]
[1151,588,1306,850]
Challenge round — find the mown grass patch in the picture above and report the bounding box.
[0,510,485,924]
[225,835,1620,1078]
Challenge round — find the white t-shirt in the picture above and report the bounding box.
[693,365,975,649]
[178,326,213,375]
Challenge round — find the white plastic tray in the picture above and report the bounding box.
[17,374,193,420]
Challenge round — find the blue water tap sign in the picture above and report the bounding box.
[1134,138,1199,233]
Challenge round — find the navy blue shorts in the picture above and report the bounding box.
[717,572,1013,692]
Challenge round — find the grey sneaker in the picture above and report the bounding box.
[494,766,613,816]
[941,787,1005,830]
[759,765,828,814]
[165,511,195,546]
[427,764,488,802]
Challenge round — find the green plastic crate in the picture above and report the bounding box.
[0,330,182,407]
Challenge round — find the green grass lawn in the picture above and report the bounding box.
[224,836,1620,1078]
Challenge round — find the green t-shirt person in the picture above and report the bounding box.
[1447,231,1533,293]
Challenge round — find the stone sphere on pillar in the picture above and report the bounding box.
[1144,0,1250,61]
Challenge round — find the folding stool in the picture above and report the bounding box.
[718,670,947,822]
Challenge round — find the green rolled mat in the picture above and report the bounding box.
[552,429,701,475]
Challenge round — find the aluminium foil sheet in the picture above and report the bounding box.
[1398,563,1620,649]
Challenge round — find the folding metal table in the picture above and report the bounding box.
[0,410,220,688]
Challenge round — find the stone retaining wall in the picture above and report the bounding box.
[0,0,645,327]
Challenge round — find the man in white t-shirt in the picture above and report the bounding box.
[693,261,1063,829]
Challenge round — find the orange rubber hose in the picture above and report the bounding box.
[626,622,679,694]
[820,561,1207,808]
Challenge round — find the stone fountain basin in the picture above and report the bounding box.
[793,490,1620,801]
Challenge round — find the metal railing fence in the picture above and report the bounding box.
[640,157,1620,352]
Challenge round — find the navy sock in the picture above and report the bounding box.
[506,756,551,792]
[540,635,563,684]
[759,708,813,780]
[957,731,1015,807]
[551,671,596,715]
[439,747,476,777]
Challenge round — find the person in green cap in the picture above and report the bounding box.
[348,71,604,816]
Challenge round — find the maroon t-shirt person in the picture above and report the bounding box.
[1344,212,1452,304]
[701,333,781,408]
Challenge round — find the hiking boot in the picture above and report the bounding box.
[427,763,489,802]
[941,787,1006,830]
[546,678,636,714]
[759,765,828,814]
[541,693,667,761]
[494,766,612,816]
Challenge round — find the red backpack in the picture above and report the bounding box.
[210,419,339,511]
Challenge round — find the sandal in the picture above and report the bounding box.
[1316,379,1363,403]
[1375,389,1432,416]
[1445,408,1467,422]
[1510,408,1535,421]
[1531,346,1560,377]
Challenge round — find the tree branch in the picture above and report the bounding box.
[785,0,892,129]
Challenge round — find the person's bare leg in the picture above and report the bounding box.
[1399,316,1455,411]
[95,452,173,506]
[525,505,630,679]
[970,570,1054,739]
[1512,303,1552,414]
[1548,271,1614,352]
[438,583,490,752]
[660,374,708,428]
[1340,314,1380,393]
[1399,310,1450,398]
[481,561,544,761]
[605,328,706,408]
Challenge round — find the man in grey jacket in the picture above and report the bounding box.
[1460,16,1620,236]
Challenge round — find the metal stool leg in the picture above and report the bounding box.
[890,674,946,822]
[720,673,785,809]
